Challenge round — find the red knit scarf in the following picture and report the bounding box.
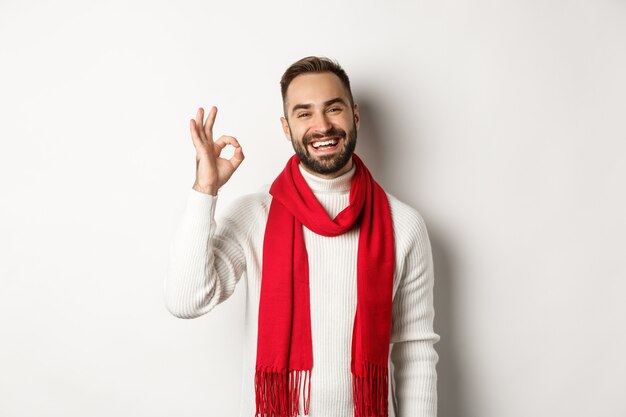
[255,154,394,417]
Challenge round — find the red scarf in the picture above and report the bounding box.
[255,154,394,417]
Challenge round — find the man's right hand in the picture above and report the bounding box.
[190,106,244,195]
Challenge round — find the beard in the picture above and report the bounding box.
[290,121,357,176]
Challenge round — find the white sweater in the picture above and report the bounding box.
[165,164,440,417]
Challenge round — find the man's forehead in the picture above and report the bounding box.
[285,72,350,107]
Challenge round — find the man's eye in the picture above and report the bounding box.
[328,108,341,113]
[297,112,310,118]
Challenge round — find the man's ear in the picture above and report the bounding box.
[280,116,292,141]
[353,103,360,130]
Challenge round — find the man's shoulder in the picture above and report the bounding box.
[385,192,429,239]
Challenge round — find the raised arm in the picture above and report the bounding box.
[164,106,246,319]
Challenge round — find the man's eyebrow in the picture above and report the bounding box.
[291,103,312,115]
[290,97,349,115]
[323,97,348,107]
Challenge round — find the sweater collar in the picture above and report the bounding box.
[298,162,356,193]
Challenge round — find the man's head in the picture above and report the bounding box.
[280,56,360,178]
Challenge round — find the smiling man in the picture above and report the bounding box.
[165,56,440,417]
[280,71,357,178]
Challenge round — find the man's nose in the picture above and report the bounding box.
[311,112,332,133]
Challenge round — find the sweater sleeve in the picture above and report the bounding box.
[164,188,248,319]
[389,206,440,417]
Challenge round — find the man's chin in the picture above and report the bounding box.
[299,153,353,176]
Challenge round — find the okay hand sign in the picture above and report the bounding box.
[189,106,244,195]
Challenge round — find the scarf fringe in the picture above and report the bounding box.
[352,361,389,417]
[255,368,311,417]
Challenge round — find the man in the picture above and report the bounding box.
[165,56,439,417]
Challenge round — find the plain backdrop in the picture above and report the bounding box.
[1,1,625,416]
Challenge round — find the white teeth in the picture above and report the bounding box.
[312,139,338,148]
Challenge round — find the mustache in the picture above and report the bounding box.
[304,126,346,145]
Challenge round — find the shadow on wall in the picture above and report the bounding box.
[431,234,463,417]
[351,96,385,181]
[357,95,463,417]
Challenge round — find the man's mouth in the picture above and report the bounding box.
[309,137,340,152]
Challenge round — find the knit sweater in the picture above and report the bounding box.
[165,164,440,417]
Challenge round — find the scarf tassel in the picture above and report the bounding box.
[255,368,311,417]
[352,361,389,417]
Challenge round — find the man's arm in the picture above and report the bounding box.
[164,106,246,318]
[164,189,248,318]
[389,203,440,417]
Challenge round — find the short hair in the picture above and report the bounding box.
[280,56,354,114]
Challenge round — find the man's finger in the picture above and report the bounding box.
[189,119,203,148]
[213,135,241,154]
[195,108,207,141]
[204,106,218,140]
[229,146,245,170]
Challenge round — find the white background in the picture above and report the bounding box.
[1,1,625,416]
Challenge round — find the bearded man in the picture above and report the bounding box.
[165,56,440,417]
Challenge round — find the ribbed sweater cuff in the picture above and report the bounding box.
[186,188,218,227]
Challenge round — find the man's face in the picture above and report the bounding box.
[281,72,360,177]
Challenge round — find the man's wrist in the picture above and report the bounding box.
[192,183,218,196]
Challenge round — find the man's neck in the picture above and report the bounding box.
[298,162,355,195]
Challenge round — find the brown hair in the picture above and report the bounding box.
[280,56,354,113]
